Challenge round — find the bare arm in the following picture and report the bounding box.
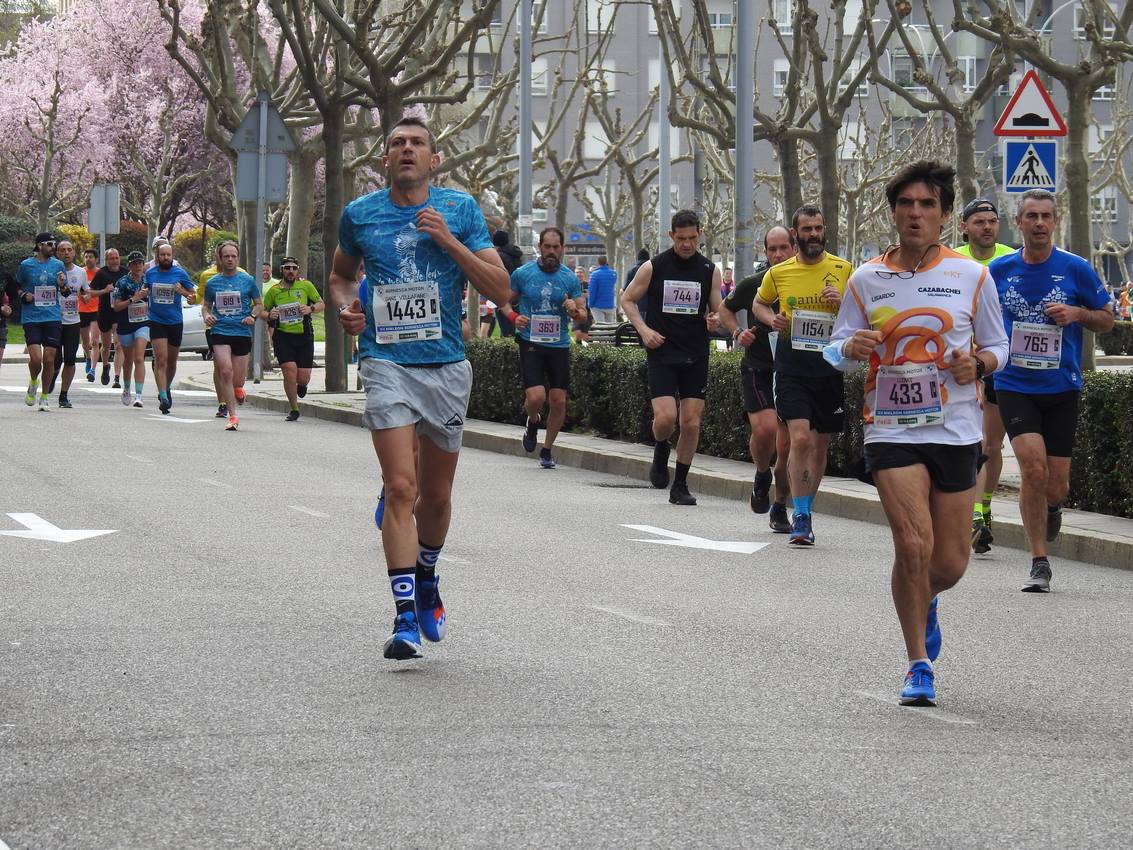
[415,206,510,305]
[619,261,652,335]
[751,298,779,330]
[328,249,365,336]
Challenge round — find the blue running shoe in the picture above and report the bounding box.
[416,576,446,643]
[899,661,936,706]
[925,596,941,662]
[374,488,385,530]
[383,611,423,660]
[522,417,539,453]
[788,513,815,546]
[540,452,556,469]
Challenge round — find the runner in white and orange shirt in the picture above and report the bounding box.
[825,161,1009,708]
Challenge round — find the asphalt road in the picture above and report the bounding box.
[1,360,1131,848]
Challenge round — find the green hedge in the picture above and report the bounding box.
[468,338,1131,517]
[466,339,866,477]
[1098,321,1133,355]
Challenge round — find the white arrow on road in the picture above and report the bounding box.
[1,513,116,543]
[622,525,769,554]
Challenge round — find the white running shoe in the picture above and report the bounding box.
[132,394,143,408]
[121,387,131,406]
[37,395,51,412]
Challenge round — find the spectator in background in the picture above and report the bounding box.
[492,230,523,337]
[1119,285,1130,321]
[721,266,734,299]
[624,247,650,323]
[573,263,593,342]
[261,262,279,293]
[588,255,618,323]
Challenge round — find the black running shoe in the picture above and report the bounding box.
[750,469,772,514]
[972,517,992,554]
[1046,506,1062,542]
[1022,558,1052,593]
[522,416,539,453]
[216,403,228,418]
[159,393,171,415]
[112,376,121,389]
[769,502,791,533]
[101,364,110,385]
[285,409,300,421]
[650,442,671,489]
[297,384,308,398]
[669,481,696,506]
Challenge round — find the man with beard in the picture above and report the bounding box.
[952,199,1014,554]
[622,209,723,506]
[89,248,125,387]
[112,252,153,408]
[752,205,851,545]
[16,232,66,411]
[145,242,197,414]
[260,255,324,421]
[503,226,588,468]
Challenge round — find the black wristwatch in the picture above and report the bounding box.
[975,358,986,380]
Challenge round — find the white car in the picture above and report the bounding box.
[180,300,209,357]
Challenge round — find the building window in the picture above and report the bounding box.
[1093,83,1115,101]
[772,0,793,35]
[892,117,922,150]
[998,70,1021,97]
[587,0,612,34]
[838,58,869,98]
[708,12,732,29]
[1091,189,1117,223]
[892,55,927,95]
[1074,6,1116,40]
[957,56,977,93]
[714,55,735,92]
[474,54,493,92]
[773,59,790,98]
[532,57,548,96]
[583,121,610,160]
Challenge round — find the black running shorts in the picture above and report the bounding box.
[272,330,315,368]
[210,333,252,357]
[23,321,62,349]
[740,364,775,414]
[647,356,709,400]
[517,337,570,391]
[775,372,845,434]
[149,322,184,348]
[57,323,81,365]
[981,374,997,405]
[996,389,1080,458]
[864,441,981,493]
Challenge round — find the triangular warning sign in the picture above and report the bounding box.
[1007,143,1055,189]
[994,70,1067,137]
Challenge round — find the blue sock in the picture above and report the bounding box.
[135,380,144,395]
[793,495,813,516]
[416,541,443,582]
[389,568,416,615]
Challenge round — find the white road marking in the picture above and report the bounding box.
[438,554,468,564]
[198,478,231,489]
[288,505,329,519]
[146,415,207,423]
[590,605,670,627]
[622,524,770,554]
[124,454,152,464]
[0,838,11,849]
[856,690,978,726]
[0,513,116,544]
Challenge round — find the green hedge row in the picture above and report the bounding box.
[466,339,866,477]
[1098,321,1133,355]
[467,338,1132,518]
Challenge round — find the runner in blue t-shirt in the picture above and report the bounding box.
[112,252,154,409]
[202,241,263,431]
[988,190,1114,592]
[15,232,66,410]
[503,226,586,468]
[328,116,512,661]
[145,243,196,414]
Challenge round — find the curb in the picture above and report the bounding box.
[181,376,1133,574]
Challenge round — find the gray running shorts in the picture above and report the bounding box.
[359,357,472,454]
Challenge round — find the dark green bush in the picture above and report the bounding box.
[1068,370,1133,517]
[0,215,35,244]
[1097,322,1133,355]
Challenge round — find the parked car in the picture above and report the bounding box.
[181,299,209,357]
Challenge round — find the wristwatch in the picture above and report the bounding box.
[975,358,986,380]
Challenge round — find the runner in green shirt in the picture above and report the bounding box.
[260,255,324,420]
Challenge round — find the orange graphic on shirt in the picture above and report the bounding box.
[863,306,953,420]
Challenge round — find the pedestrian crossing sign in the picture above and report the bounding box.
[1003,140,1057,193]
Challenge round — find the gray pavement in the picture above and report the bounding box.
[2,359,1132,847]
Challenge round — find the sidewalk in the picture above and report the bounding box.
[180,365,1133,573]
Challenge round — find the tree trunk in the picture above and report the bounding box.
[815,133,841,256]
[322,106,348,393]
[286,148,319,277]
[954,112,979,206]
[778,136,802,223]
[1064,78,1096,372]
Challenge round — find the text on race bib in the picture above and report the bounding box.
[216,291,242,316]
[278,302,302,325]
[873,363,944,428]
[127,301,149,323]
[790,308,835,351]
[34,286,56,307]
[152,283,175,305]
[529,313,561,344]
[1010,321,1061,370]
[662,280,701,315]
[372,280,442,344]
[61,294,79,320]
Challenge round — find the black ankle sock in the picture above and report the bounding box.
[1032,555,1049,565]
[653,441,670,465]
[675,462,691,485]
[540,447,551,459]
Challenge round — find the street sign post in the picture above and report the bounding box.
[994,70,1066,195]
[88,183,120,260]
[229,92,297,381]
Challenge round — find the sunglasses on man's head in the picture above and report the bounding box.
[281,265,298,271]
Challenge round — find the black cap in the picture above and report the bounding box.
[126,251,145,264]
[961,198,998,221]
[35,231,55,244]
